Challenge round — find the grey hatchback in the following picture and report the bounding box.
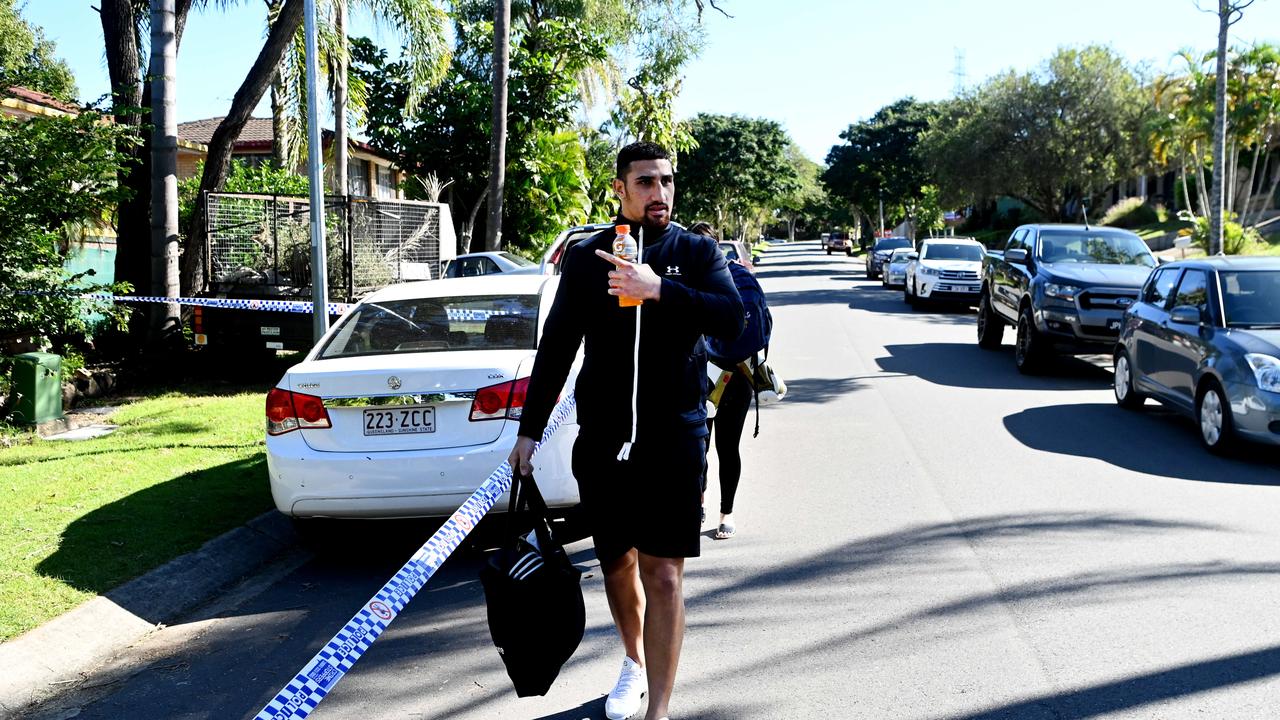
[1113,256,1280,453]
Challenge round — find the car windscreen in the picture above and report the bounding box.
[318,294,540,358]
[1037,230,1155,267]
[1220,270,1280,327]
[874,238,912,252]
[922,243,983,261]
[719,243,740,261]
[499,252,535,267]
[889,249,913,261]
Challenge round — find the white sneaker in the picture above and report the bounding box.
[604,656,647,720]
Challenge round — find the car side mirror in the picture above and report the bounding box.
[1004,248,1028,264]
[907,252,919,260]
[1169,305,1203,325]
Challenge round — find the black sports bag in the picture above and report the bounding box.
[480,471,584,697]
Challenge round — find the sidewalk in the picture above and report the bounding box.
[0,511,299,716]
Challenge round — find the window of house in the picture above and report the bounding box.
[347,157,370,196]
[376,164,395,199]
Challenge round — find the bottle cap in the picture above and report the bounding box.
[615,224,629,234]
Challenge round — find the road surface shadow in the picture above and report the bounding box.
[847,286,977,323]
[771,376,866,404]
[946,643,1280,719]
[1003,402,1280,483]
[877,343,1111,391]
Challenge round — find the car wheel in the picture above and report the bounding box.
[976,292,1004,349]
[1113,350,1145,409]
[846,249,853,257]
[906,279,918,307]
[1014,305,1047,374]
[826,248,832,255]
[1196,379,1236,454]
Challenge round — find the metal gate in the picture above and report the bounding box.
[204,193,456,299]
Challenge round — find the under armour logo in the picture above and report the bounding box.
[666,266,681,276]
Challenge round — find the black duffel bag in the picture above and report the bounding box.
[479,471,584,697]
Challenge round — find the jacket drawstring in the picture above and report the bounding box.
[618,226,643,461]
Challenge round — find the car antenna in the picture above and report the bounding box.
[1080,203,1090,230]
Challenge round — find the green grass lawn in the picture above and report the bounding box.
[0,388,272,641]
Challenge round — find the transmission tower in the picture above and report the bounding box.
[952,48,967,96]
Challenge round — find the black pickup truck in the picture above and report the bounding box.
[976,224,1157,373]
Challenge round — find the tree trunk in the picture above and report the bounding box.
[149,0,181,344]
[1209,1,1231,254]
[334,0,349,195]
[182,0,305,294]
[462,191,487,255]
[485,0,511,252]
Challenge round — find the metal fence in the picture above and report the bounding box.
[204,193,454,300]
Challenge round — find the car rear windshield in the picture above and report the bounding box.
[318,294,540,358]
[874,238,912,252]
[1220,270,1280,327]
[922,243,984,261]
[1038,230,1155,267]
[499,252,535,267]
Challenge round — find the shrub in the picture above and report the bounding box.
[1182,214,1262,255]
[1099,197,1159,229]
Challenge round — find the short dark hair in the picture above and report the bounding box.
[688,221,718,240]
[616,141,671,179]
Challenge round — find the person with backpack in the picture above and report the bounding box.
[690,222,773,541]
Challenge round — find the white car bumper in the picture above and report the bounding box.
[266,420,580,518]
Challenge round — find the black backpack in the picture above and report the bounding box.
[707,261,772,365]
[479,472,584,697]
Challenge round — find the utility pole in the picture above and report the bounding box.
[485,0,511,252]
[303,0,328,342]
[878,189,885,238]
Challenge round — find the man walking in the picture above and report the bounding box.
[509,141,743,720]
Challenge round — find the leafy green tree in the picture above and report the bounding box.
[0,112,138,343]
[823,98,942,238]
[923,46,1149,222]
[0,0,77,101]
[774,144,827,241]
[679,113,798,241]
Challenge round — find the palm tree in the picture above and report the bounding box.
[149,0,181,343]
[485,0,510,252]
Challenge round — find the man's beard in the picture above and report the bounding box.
[640,203,671,236]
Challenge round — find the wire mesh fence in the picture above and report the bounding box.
[204,193,450,299]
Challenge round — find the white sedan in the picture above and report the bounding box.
[265,275,579,521]
[881,247,914,289]
[442,251,542,278]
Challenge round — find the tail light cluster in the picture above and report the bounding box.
[266,388,332,435]
[470,377,529,421]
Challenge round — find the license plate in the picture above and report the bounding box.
[1108,319,1122,330]
[363,407,436,436]
[260,326,281,336]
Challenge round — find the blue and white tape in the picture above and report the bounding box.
[77,293,510,321]
[255,392,577,720]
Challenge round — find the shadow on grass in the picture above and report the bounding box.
[0,441,254,467]
[35,453,273,603]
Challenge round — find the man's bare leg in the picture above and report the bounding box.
[603,549,645,665]
[637,553,685,720]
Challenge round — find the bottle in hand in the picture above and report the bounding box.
[612,224,642,307]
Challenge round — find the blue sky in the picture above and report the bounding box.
[23,0,1280,163]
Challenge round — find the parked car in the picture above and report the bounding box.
[823,231,854,256]
[265,274,580,524]
[719,240,756,273]
[1113,257,1280,453]
[881,247,914,288]
[977,224,1156,373]
[903,237,985,306]
[541,222,696,274]
[865,236,913,279]
[442,251,541,278]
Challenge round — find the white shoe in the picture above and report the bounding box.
[604,656,647,720]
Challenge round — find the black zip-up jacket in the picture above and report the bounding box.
[518,220,745,443]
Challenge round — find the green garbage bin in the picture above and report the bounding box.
[12,352,64,425]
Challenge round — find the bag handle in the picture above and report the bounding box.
[509,470,570,566]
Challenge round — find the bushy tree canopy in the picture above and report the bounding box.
[0,0,77,101]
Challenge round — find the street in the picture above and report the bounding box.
[30,240,1280,720]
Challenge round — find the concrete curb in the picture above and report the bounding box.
[0,510,297,716]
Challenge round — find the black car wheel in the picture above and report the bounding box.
[1014,305,1047,374]
[845,249,853,257]
[1197,379,1236,454]
[1113,349,1145,409]
[976,292,1003,349]
[905,279,917,307]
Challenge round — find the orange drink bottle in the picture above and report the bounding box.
[612,224,643,307]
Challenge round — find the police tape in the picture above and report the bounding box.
[76,294,511,321]
[254,392,577,720]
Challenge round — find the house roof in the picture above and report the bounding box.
[3,86,83,116]
[177,116,394,163]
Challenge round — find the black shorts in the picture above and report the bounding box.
[571,432,706,565]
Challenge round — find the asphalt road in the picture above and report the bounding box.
[30,240,1280,720]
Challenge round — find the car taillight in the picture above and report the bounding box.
[266,388,332,435]
[470,377,530,421]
